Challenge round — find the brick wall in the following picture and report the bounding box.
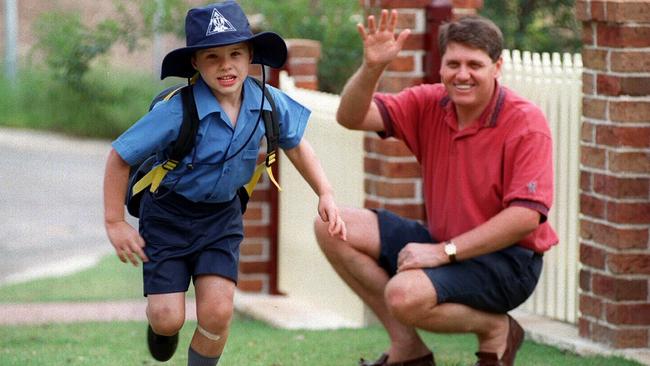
[576,0,650,349]
[240,40,322,293]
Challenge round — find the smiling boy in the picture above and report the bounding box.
[314,13,557,366]
[103,2,345,365]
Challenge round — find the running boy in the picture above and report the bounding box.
[103,2,346,365]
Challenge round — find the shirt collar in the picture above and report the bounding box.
[242,77,273,113]
[193,77,273,120]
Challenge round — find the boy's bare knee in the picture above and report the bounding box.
[197,302,234,331]
[148,305,185,335]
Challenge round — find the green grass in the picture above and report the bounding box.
[0,66,177,139]
[0,255,193,303]
[0,319,641,366]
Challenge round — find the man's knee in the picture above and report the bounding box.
[314,207,381,257]
[313,215,330,246]
[384,271,437,326]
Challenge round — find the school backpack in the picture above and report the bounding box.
[125,78,280,218]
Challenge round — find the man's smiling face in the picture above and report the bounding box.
[440,42,502,119]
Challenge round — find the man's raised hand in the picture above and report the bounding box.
[357,9,411,69]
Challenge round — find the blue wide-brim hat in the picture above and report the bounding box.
[161,1,287,79]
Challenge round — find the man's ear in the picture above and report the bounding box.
[494,56,503,79]
[191,55,198,70]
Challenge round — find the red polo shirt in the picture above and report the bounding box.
[374,83,558,253]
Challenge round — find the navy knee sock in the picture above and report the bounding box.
[188,347,220,366]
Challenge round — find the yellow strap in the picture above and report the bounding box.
[131,160,178,196]
[133,152,281,199]
[244,162,266,196]
[163,86,184,102]
[244,153,282,196]
[266,165,281,191]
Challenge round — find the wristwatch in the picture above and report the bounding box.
[444,241,457,263]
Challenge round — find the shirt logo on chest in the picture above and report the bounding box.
[528,181,537,193]
[206,9,236,35]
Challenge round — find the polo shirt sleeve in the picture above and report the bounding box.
[502,108,554,223]
[111,95,184,166]
[266,87,311,150]
[373,85,437,159]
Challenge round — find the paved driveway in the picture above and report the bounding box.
[0,128,116,284]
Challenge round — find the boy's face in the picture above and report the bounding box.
[192,42,252,101]
[440,42,502,117]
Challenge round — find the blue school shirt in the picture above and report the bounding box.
[112,77,310,203]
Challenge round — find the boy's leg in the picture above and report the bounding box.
[188,274,236,366]
[146,292,186,361]
[314,207,431,363]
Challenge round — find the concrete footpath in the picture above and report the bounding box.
[0,127,113,285]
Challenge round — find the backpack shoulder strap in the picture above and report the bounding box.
[169,86,200,162]
[131,84,200,196]
[251,78,279,155]
[243,78,282,196]
[149,84,184,111]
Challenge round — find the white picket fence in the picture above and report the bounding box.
[501,50,583,324]
[278,48,584,325]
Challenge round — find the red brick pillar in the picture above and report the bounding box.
[286,39,322,90]
[451,0,483,16]
[361,0,479,221]
[576,0,650,349]
[239,40,321,294]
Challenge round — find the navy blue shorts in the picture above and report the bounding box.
[375,209,543,314]
[139,189,244,296]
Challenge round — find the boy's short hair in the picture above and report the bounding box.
[438,16,503,62]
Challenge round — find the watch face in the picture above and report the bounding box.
[445,243,456,255]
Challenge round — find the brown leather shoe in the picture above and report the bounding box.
[501,315,524,365]
[474,315,524,366]
[359,352,436,366]
[473,351,500,366]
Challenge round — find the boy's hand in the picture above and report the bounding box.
[105,220,148,266]
[358,9,411,70]
[317,193,347,241]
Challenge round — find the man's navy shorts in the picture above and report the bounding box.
[139,189,244,296]
[375,209,543,314]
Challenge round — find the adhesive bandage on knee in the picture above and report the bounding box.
[197,324,221,342]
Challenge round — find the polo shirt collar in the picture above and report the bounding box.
[440,80,506,131]
[242,77,273,113]
[193,77,272,121]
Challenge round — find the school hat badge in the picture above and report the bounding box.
[160,0,287,79]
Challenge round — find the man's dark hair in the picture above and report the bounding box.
[438,16,503,62]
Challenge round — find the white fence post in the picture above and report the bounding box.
[501,49,583,324]
[4,0,19,84]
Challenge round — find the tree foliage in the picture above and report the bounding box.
[480,0,581,53]
[239,0,363,93]
[34,12,137,88]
